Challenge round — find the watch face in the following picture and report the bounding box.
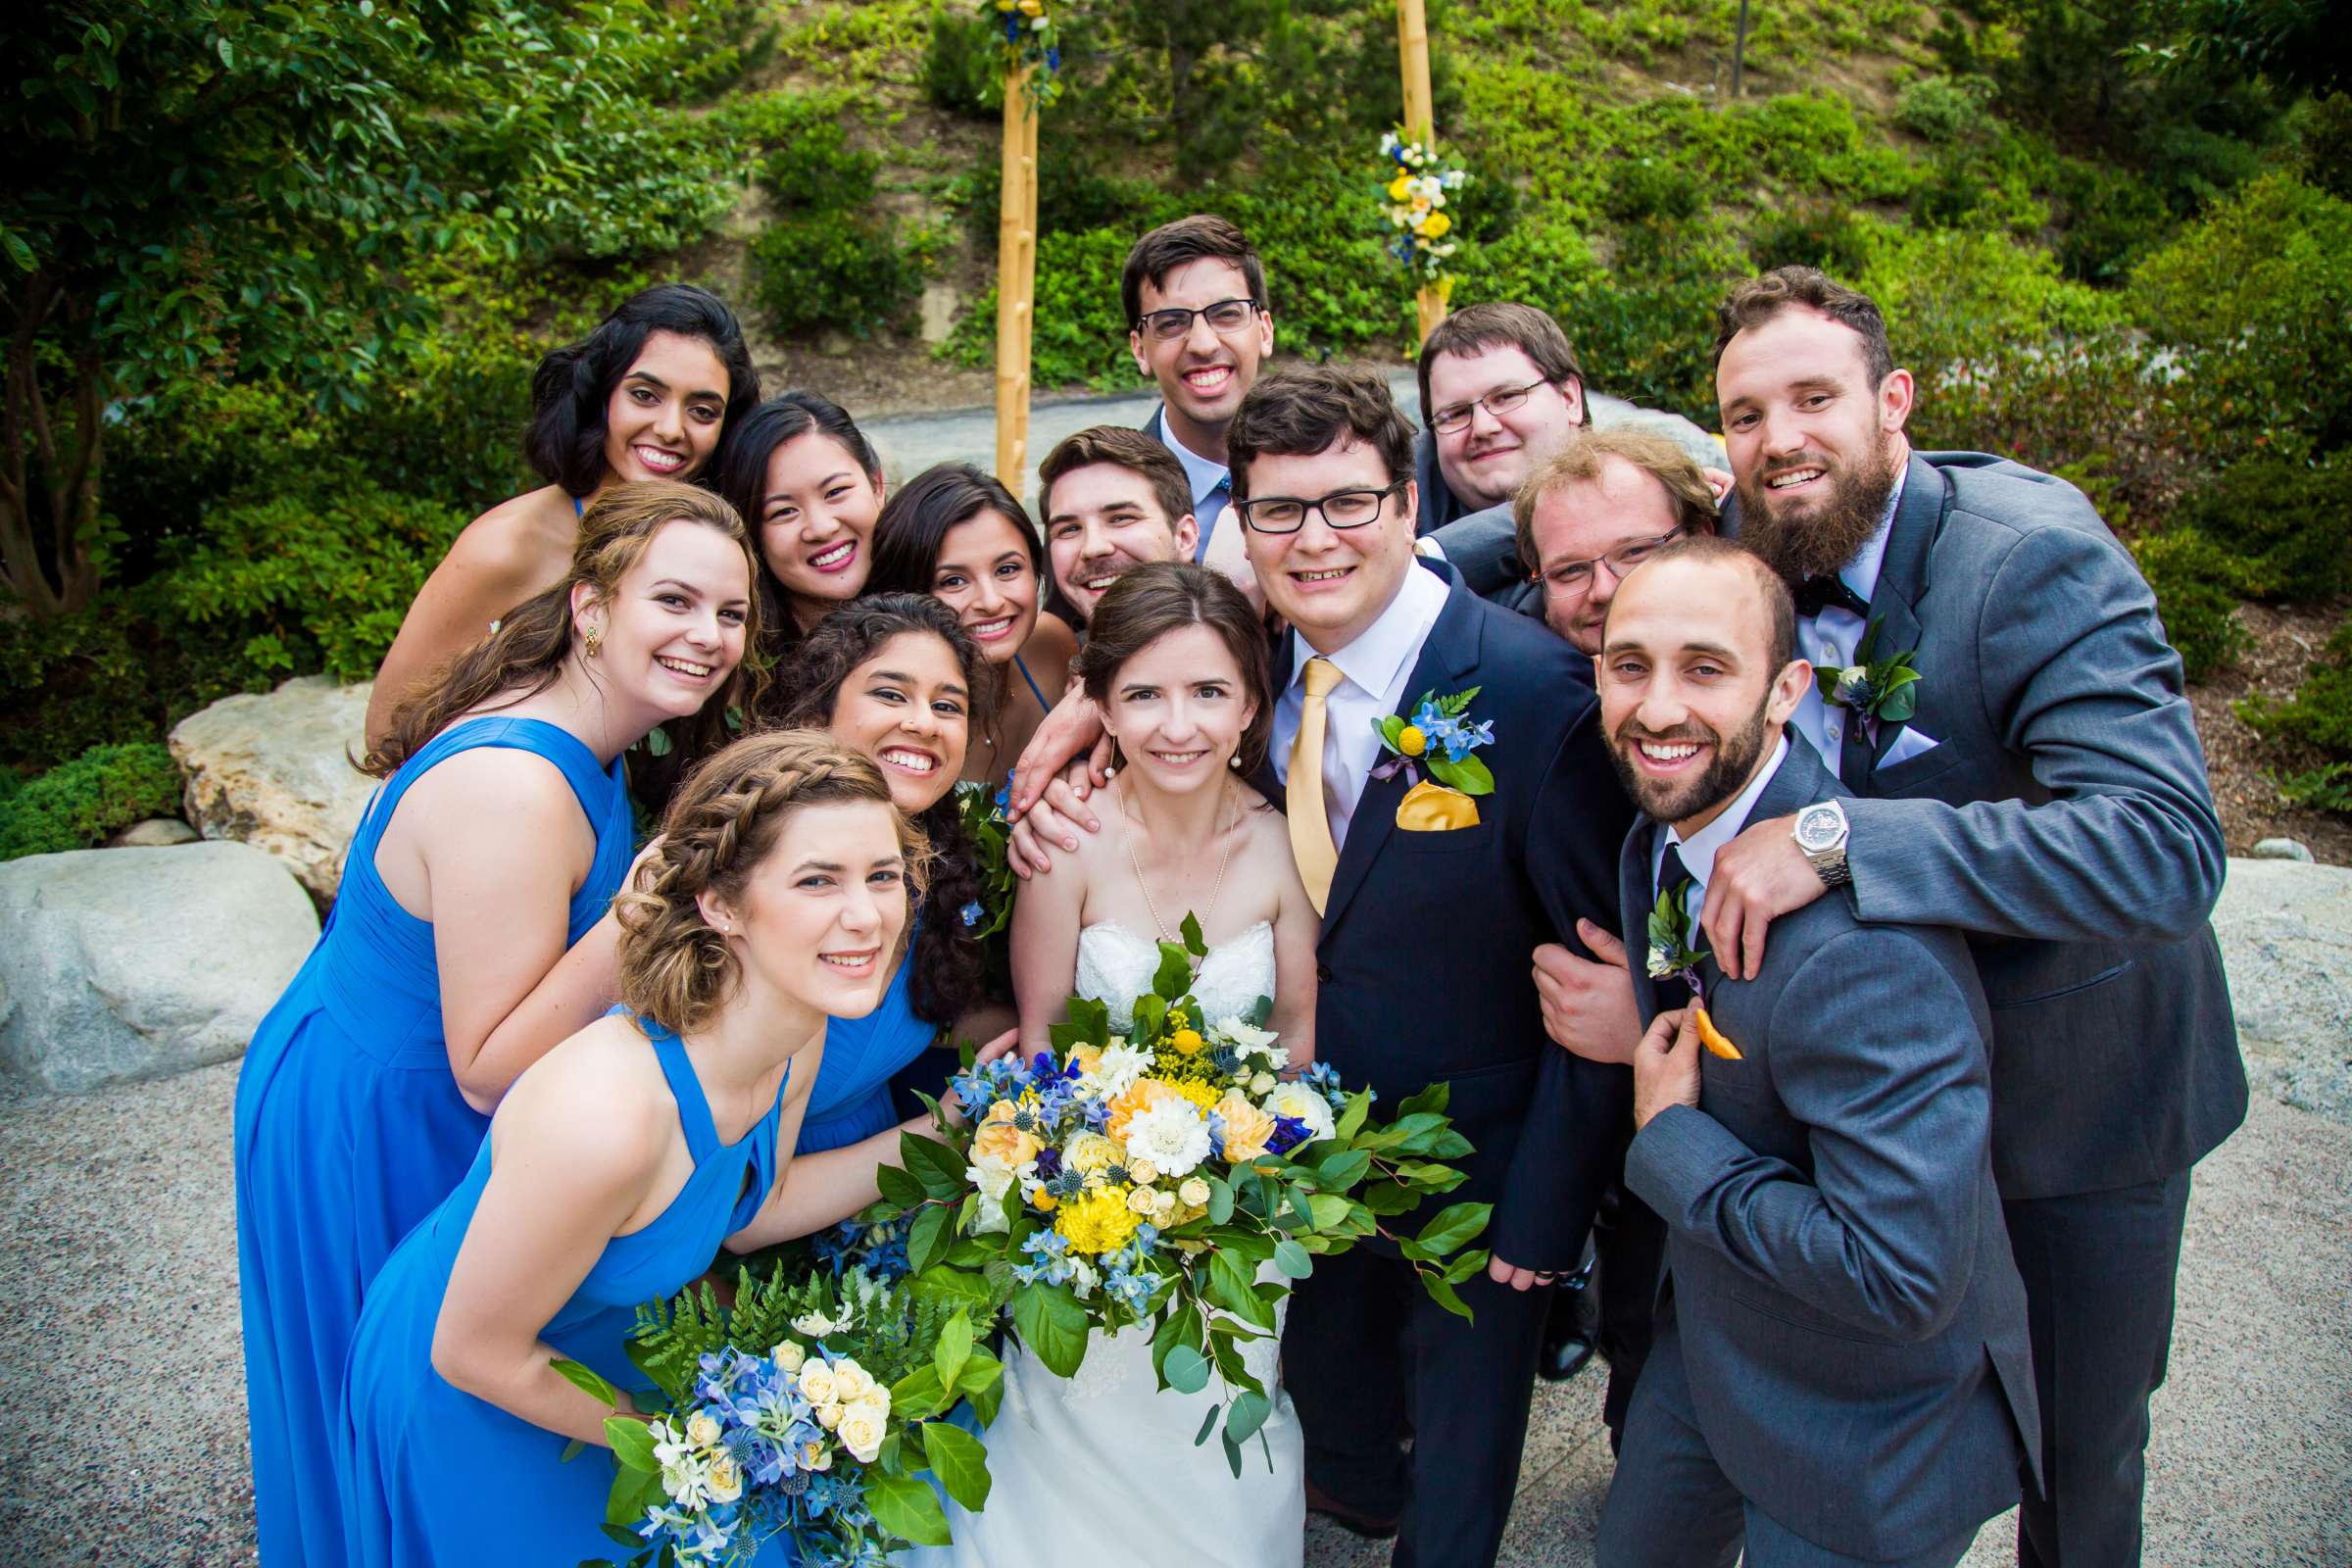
[1795,806,1842,852]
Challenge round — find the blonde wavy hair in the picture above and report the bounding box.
[365,479,767,778]
[613,731,930,1034]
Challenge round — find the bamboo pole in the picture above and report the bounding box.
[1396,0,1446,340]
[995,64,1040,488]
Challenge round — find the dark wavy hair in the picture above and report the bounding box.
[866,462,1045,597]
[772,594,999,1025]
[711,391,885,654]
[1078,562,1274,775]
[523,284,760,497]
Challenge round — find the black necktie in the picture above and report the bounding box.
[1656,842,1694,912]
[1793,572,1870,619]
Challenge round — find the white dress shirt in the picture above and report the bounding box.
[1158,416,1254,598]
[1270,563,1450,850]
[1787,468,1936,778]
[1649,735,1791,921]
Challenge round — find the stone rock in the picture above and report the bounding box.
[108,817,199,849]
[0,842,318,1095]
[170,675,375,902]
[2211,857,2352,1126]
[2250,836,2315,863]
[1589,389,1727,470]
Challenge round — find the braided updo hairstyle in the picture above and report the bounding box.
[613,731,930,1035]
[771,595,998,1027]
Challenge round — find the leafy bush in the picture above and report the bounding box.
[750,220,938,338]
[2167,456,2352,603]
[0,744,184,861]
[924,3,1001,118]
[2131,530,2251,682]
[1746,202,1877,281]
[1602,158,1705,224]
[760,120,885,217]
[2239,615,2352,814]
[1895,74,1998,143]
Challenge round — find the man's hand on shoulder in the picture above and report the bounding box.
[1702,812,1826,981]
[1007,686,1109,817]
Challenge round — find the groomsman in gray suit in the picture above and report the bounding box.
[1586,536,2037,1567]
[1699,267,2247,1567]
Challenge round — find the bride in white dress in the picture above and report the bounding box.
[912,562,1321,1568]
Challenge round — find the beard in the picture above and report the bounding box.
[1607,696,1774,827]
[1736,440,1899,586]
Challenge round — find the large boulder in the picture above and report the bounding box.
[0,842,318,1095]
[2211,856,2352,1126]
[171,674,375,902]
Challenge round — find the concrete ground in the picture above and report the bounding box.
[0,1066,2342,1566]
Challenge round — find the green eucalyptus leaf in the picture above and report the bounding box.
[1161,1343,1211,1394]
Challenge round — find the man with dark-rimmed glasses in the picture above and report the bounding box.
[1122,215,1274,596]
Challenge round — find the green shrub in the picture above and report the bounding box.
[1747,202,1877,281]
[0,744,184,861]
[1895,74,1998,143]
[2168,456,2352,603]
[2131,529,2252,682]
[924,3,1000,118]
[1602,158,1705,224]
[750,218,936,339]
[2239,615,2352,814]
[759,120,884,216]
[2054,162,2174,282]
[2299,91,2352,201]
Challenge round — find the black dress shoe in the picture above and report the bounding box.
[1304,1480,1400,1540]
[1539,1327,1597,1383]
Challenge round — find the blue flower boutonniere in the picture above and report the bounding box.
[1819,617,1922,731]
[1371,687,1494,830]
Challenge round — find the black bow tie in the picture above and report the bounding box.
[1792,573,1870,619]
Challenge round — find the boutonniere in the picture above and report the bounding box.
[1819,617,1922,730]
[1644,877,1742,1060]
[1372,687,1494,829]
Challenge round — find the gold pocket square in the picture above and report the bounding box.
[1396,780,1480,831]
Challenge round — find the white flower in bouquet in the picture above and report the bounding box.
[1215,1015,1283,1065]
[1069,1255,1100,1298]
[1250,1070,1278,1095]
[650,1417,694,1470]
[1124,1100,1213,1178]
[836,1402,888,1465]
[968,1151,1018,1234]
[706,1452,744,1505]
[1178,1175,1211,1206]
[796,1360,839,1406]
[770,1339,807,1373]
[1264,1080,1339,1144]
[792,1308,846,1337]
[830,1359,877,1404]
[814,1401,843,1430]
[801,1439,832,1473]
[683,1410,722,1448]
[1093,1040,1155,1098]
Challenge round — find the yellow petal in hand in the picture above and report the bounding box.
[1692,1005,1741,1060]
[1396,780,1479,832]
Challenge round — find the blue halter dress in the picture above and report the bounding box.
[338,1018,790,1567]
[234,715,633,1566]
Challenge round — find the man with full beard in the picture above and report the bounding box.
[1698,267,2246,1568]
[1580,534,2037,1568]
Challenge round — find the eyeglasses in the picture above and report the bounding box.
[1236,481,1404,535]
[1136,298,1263,342]
[1538,529,1686,598]
[1428,379,1554,435]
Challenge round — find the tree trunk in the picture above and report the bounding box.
[1,270,103,616]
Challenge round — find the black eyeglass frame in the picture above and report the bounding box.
[1133,297,1267,342]
[1427,377,1558,436]
[1235,479,1407,535]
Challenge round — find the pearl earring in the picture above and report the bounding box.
[1229,753,1241,769]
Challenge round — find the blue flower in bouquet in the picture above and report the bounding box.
[1302,1060,1356,1113]
[1013,1229,1076,1287]
[959,899,986,927]
[1266,1113,1312,1155]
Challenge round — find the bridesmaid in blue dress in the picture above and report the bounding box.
[340,734,941,1565]
[867,463,1078,789]
[236,481,763,1565]
[770,594,1020,1158]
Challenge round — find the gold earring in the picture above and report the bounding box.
[583,624,602,659]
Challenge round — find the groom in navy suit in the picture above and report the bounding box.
[1226,366,1634,1566]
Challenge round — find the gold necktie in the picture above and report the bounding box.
[1288,657,1345,915]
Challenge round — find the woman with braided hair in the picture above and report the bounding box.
[237,480,759,1566]
[367,283,760,752]
[342,732,950,1565]
[769,593,1019,1161]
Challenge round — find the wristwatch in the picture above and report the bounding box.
[1791,800,1852,888]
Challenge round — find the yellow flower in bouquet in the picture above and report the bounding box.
[1055,1184,1145,1254]
[974,1099,1043,1167]
[1419,210,1452,239]
[1214,1089,1277,1162]
[1063,1130,1123,1182]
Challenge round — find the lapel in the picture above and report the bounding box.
[1841,452,1942,787]
[1319,566,1485,936]
[1143,405,1167,447]
[1619,814,1663,1024]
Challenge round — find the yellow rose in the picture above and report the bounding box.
[770,1340,807,1373]
[1420,211,1452,239]
[1388,172,1413,202]
[1063,1131,1123,1180]
[1215,1090,1276,1162]
[974,1101,1043,1168]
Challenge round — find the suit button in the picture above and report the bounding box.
[1316,963,1334,984]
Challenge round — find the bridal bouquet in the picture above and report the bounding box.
[876,915,1492,1475]
[565,1265,1003,1566]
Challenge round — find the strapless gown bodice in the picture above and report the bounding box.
[1074,920,1276,1031]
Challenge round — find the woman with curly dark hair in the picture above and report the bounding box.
[771,593,1016,1155]
[368,283,761,750]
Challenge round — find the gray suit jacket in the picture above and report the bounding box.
[1621,739,2039,1559]
[1744,451,2247,1200]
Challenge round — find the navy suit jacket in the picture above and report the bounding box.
[1620,738,2039,1559]
[1250,562,1635,1269]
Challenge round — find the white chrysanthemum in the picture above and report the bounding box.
[1215,1015,1283,1065]
[1123,1100,1212,1178]
[1264,1080,1338,1144]
[1091,1041,1155,1099]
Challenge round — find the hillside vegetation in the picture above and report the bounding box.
[3,0,2348,855]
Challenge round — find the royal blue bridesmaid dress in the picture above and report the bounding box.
[234,716,633,1566]
[797,935,937,1155]
[339,1017,789,1567]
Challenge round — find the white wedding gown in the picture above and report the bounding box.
[907,921,1304,1568]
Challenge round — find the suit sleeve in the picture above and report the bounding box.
[1489,707,1638,1271]
[1844,521,2226,943]
[1425,505,1526,601]
[1624,929,1987,1341]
